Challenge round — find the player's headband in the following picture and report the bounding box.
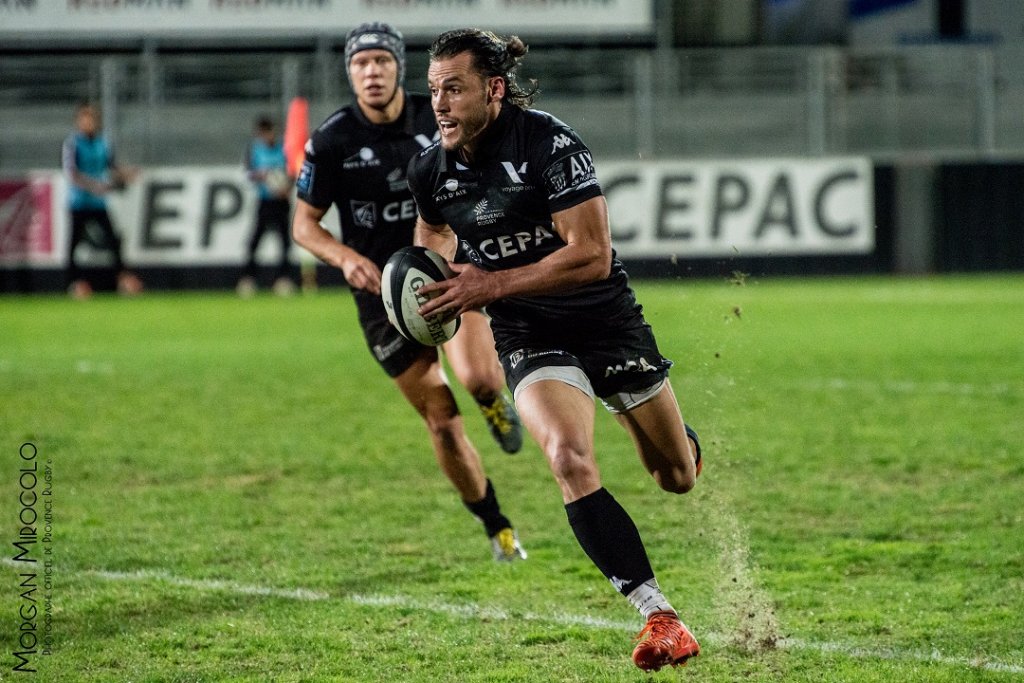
[344,22,406,85]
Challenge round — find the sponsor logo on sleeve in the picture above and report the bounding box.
[544,165,567,193]
[544,151,598,198]
[568,151,595,182]
[296,159,315,194]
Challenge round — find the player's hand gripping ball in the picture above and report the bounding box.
[382,246,461,346]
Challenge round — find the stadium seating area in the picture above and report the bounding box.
[4,42,1024,171]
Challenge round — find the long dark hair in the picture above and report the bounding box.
[429,28,539,108]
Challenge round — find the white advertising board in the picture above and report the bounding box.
[0,0,653,40]
[0,157,873,270]
[602,157,874,258]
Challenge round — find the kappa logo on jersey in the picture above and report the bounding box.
[551,133,574,153]
[351,200,377,229]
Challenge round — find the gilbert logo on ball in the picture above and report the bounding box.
[382,246,461,346]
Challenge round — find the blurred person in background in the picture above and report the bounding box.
[291,22,527,561]
[409,28,704,671]
[237,115,295,297]
[62,101,143,299]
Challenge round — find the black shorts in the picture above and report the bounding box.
[497,320,672,400]
[354,290,434,378]
[255,198,291,231]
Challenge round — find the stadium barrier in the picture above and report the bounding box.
[2,157,1022,292]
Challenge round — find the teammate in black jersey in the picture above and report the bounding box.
[408,29,704,670]
[291,23,526,562]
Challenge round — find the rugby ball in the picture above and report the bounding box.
[264,168,292,196]
[381,246,461,346]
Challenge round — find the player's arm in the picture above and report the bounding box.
[109,166,139,188]
[243,143,266,183]
[105,145,139,189]
[69,168,109,195]
[414,217,459,261]
[417,195,611,318]
[292,198,382,295]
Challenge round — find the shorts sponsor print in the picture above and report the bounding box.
[355,291,435,378]
[498,321,672,401]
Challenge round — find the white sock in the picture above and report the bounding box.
[626,578,676,620]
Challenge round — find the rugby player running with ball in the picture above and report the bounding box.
[408,28,705,670]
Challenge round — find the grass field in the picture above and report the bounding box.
[2,274,1023,682]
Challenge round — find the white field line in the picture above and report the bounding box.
[798,377,1020,398]
[779,637,1024,676]
[4,559,1022,674]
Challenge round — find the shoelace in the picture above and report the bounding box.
[634,613,678,645]
[481,400,513,434]
[495,529,518,555]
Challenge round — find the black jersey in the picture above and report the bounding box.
[297,93,438,277]
[406,105,642,340]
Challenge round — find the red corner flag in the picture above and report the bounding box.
[284,97,309,178]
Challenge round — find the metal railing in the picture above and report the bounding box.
[3,43,1024,172]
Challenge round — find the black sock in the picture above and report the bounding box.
[565,487,655,596]
[474,392,499,408]
[464,479,512,537]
